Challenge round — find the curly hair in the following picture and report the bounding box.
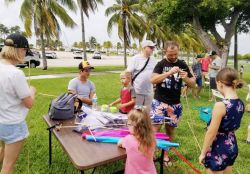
[127,108,156,158]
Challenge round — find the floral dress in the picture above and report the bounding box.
[204,99,244,171]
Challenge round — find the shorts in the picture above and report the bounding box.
[0,121,29,144]
[196,77,202,87]
[151,99,182,127]
[209,77,217,89]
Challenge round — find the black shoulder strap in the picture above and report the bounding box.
[132,57,150,85]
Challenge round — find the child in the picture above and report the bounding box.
[110,71,135,114]
[192,55,203,98]
[118,108,157,174]
[240,65,244,79]
[199,67,245,173]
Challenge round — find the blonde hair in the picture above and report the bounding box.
[120,71,131,79]
[0,46,23,64]
[128,108,156,157]
[216,67,244,89]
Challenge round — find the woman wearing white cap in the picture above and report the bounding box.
[0,34,36,174]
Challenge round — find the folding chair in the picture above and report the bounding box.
[211,89,224,102]
[246,84,250,101]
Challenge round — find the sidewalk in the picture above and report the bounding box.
[26,70,122,80]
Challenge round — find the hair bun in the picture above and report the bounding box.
[233,79,244,89]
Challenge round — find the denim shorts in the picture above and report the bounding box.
[0,121,29,144]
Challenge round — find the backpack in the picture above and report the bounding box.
[48,93,77,120]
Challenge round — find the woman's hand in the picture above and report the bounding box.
[198,153,206,165]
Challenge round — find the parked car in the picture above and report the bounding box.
[73,51,83,59]
[16,50,40,68]
[45,52,57,59]
[92,52,101,59]
[31,50,41,58]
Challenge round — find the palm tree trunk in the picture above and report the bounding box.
[234,25,238,70]
[41,32,47,70]
[122,12,127,68]
[162,41,164,59]
[80,7,87,60]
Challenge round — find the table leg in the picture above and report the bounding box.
[49,128,52,165]
[91,168,96,174]
[47,124,56,166]
[160,149,164,174]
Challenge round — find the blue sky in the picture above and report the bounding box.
[0,0,249,55]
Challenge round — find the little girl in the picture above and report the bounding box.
[118,108,157,174]
[199,67,245,173]
[110,71,135,114]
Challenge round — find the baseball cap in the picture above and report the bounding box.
[209,51,217,56]
[141,40,156,48]
[79,60,94,70]
[4,34,29,49]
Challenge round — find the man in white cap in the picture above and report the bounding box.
[126,40,157,109]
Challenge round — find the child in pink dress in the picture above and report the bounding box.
[118,108,157,174]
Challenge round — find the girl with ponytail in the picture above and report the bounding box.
[199,67,245,173]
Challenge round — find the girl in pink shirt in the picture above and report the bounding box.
[118,108,157,174]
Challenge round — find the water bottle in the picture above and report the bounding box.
[92,94,98,110]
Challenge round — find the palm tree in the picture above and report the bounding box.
[96,43,101,51]
[77,0,103,60]
[116,42,122,54]
[105,0,146,67]
[6,0,77,70]
[103,41,113,56]
[0,23,9,40]
[89,36,97,50]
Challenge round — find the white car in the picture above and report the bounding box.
[92,52,101,59]
[73,51,83,59]
[45,52,57,59]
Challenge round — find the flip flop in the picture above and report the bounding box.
[163,158,173,167]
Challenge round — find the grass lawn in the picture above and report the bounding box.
[21,66,124,76]
[8,71,250,173]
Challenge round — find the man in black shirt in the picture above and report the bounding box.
[151,41,195,165]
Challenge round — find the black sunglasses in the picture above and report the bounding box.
[148,46,155,49]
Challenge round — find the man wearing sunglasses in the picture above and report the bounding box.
[68,61,96,107]
[126,40,157,109]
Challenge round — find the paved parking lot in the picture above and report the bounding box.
[38,51,128,67]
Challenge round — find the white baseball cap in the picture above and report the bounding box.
[141,40,156,48]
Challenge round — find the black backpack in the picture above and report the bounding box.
[48,93,78,120]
